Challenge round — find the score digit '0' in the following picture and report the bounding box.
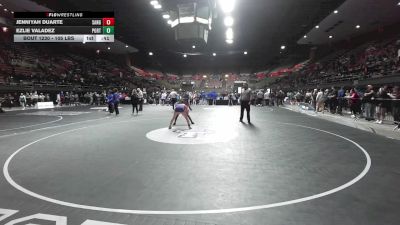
[102,18,115,26]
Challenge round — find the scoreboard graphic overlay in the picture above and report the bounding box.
[13,12,115,43]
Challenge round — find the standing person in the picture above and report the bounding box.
[169,89,178,109]
[264,90,270,106]
[375,86,390,124]
[19,93,26,110]
[389,86,400,130]
[32,91,39,107]
[112,88,120,115]
[0,95,4,113]
[45,93,50,102]
[26,92,32,107]
[363,85,375,121]
[107,91,114,114]
[228,92,234,106]
[312,89,318,110]
[328,87,338,114]
[256,90,264,106]
[182,91,192,110]
[131,89,139,115]
[92,92,98,105]
[239,83,252,124]
[169,102,192,130]
[316,89,324,112]
[137,88,144,111]
[155,91,160,105]
[349,88,361,119]
[277,90,285,106]
[211,91,217,105]
[337,87,345,115]
[160,91,167,106]
[64,92,70,106]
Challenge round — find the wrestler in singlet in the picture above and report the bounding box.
[169,103,193,129]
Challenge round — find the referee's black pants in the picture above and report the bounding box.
[171,98,177,109]
[240,100,250,123]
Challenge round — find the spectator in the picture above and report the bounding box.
[375,86,390,124]
[363,85,376,121]
[131,89,139,115]
[160,91,167,106]
[264,91,270,106]
[350,88,361,119]
[137,88,144,111]
[316,89,324,112]
[256,90,264,106]
[337,87,345,115]
[19,93,26,110]
[389,86,400,130]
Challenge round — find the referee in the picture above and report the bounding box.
[239,83,252,124]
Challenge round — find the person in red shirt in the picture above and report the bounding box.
[349,88,361,119]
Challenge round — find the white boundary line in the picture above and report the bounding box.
[0,116,63,132]
[0,116,113,139]
[3,121,371,215]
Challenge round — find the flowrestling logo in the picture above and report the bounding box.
[146,126,238,145]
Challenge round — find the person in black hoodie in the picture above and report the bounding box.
[131,89,139,115]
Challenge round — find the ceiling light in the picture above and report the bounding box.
[107,47,111,50]
[224,16,234,27]
[11,11,14,14]
[125,45,128,48]
[162,14,170,19]
[203,75,207,78]
[281,45,286,50]
[226,28,233,40]
[149,52,153,56]
[192,45,196,49]
[225,74,229,78]
[398,2,400,5]
[334,10,338,14]
[154,4,162,9]
[218,0,236,13]
[2,27,8,32]
[356,25,360,29]
[150,0,158,5]
[329,35,333,39]
[0,4,2,6]
[183,54,187,58]
[304,35,307,38]
[4,8,8,12]
[315,25,319,29]
[213,53,216,56]
[167,20,172,25]
[244,51,248,55]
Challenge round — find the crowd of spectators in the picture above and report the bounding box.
[285,85,400,128]
[0,33,159,91]
[269,39,400,90]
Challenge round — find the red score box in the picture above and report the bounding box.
[102,18,115,26]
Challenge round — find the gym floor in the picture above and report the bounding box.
[0,105,399,225]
